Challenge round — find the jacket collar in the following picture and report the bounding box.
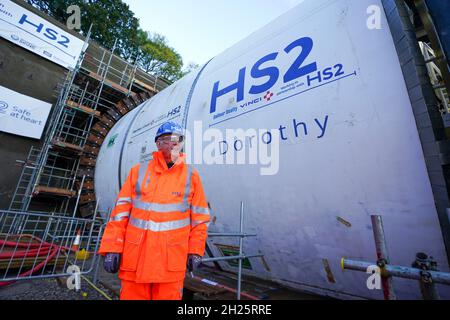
[152,150,186,173]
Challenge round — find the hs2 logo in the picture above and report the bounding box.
[210,36,345,114]
[18,14,70,48]
[167,105,181,117]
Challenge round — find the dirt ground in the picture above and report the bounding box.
[0,276,118,300]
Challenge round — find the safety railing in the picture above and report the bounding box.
[341,215,450,300]
[199,202,263,300]
[0,210,104,287]
[82,46,168,95]
[90,202,263,300]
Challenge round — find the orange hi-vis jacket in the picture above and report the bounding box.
[98,151,210,283]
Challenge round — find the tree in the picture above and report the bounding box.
[138,32,184,82]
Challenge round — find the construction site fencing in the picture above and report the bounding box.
[0,210,104,287]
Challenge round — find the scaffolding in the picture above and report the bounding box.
[406,0,450,114]
[9,31,168,219]
[420,42,450,113]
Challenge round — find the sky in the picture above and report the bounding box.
[122,0,305,68]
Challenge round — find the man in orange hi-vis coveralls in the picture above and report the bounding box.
[98,121,210,300]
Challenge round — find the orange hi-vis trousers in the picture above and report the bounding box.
[120,279,184,300]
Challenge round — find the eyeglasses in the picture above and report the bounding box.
[158,135,183,144]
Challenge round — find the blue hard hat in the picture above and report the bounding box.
[155,121,184,142]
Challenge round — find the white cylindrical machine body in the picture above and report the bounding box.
[95,0,449,299]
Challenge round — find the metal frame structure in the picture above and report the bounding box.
[0,209,104,285]
[341,215,450,300]
[405,0,450,123]
[3,29,169,293]
[419,42,450,113]
[90,202,264,300]
[201,202,263,300]
[8,30,92,215]
[9,32,167,218]
[411,0,450,100]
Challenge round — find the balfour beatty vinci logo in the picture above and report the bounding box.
[0,101,8,114]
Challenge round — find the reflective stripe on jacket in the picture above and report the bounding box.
[98,151,210,283]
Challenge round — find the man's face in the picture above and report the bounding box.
[156,133,184,163]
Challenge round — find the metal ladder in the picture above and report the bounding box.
[8,147,41,212]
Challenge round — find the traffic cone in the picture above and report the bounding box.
[72,229,81,252]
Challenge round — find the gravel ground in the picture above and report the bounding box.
[0,276,119,300]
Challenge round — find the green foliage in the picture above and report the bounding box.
[138,32,184,82]
[26,0,186,82]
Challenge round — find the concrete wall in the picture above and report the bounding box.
[0,37,66,209]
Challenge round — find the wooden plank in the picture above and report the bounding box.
[109,80,133,95]
[183,276,228,297]
[34,186,76,197]
[88,71,133,95]
[66,100,101,117]
[51,139,84,152]
[88,71,103,82]
[134,79,157,93]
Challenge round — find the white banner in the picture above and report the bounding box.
[0,85,52,139]
[0,0,86,69]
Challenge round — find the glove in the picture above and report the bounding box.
[104,253,120,273]
[187,254,202,273]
